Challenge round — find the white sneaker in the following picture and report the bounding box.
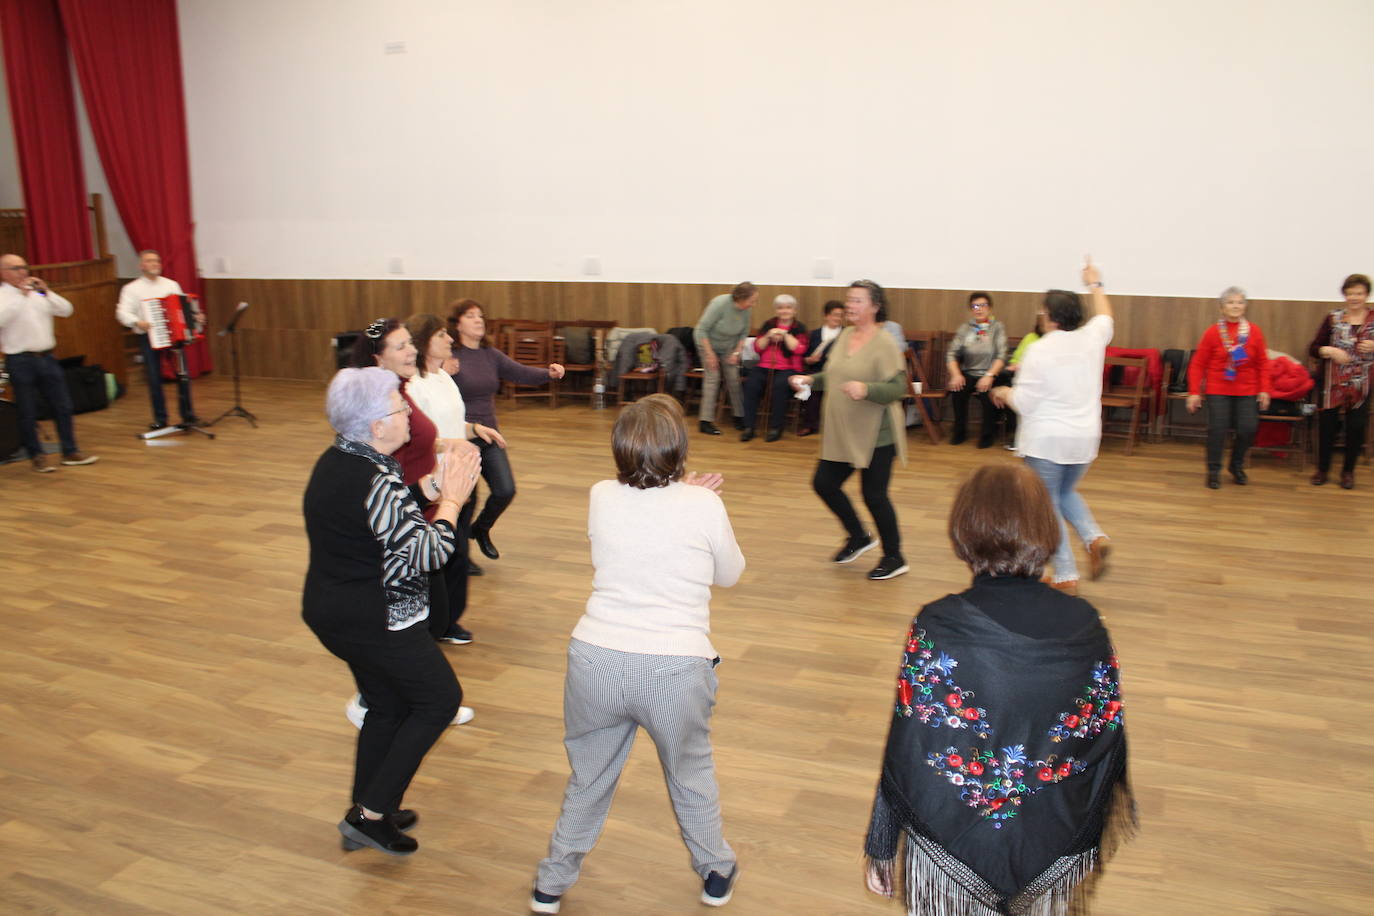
[345,693,367,729]
[345,694,474,729]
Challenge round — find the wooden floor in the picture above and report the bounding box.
[3,377,1372,916]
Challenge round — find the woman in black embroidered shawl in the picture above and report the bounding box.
[863,464,1134,915]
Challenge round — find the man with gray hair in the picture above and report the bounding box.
[692,282,757,435]
[116,249,198,430]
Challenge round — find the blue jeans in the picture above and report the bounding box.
[7,351,77,457]
[1023,456,1104,582]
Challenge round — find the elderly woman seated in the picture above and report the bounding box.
[863,463,1134,915]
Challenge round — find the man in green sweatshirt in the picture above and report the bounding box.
[692,281,757,435]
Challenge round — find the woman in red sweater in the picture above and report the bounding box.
[740,293,808,442]
[1186,287,1271,488]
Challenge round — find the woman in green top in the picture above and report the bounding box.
[1000,313,1046,449]
[790,280,909,581]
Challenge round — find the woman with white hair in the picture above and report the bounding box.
[302,367,481,856]
[1185,287,1271,488]
[740,293,808,442]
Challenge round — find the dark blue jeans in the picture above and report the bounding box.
[136,334,196,425]
[7,351,77,457]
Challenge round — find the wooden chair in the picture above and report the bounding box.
[616,365,666,404]
[906,330,951,441]
[1101,356,1150,455]
[553,320,615,405]
[501,324,557,407]
[1158,363,1201,439]
[904,349,943,444]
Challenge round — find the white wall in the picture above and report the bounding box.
[179,0,1374,300]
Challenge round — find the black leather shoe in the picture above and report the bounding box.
[1206,472,1220,489]
[339,805,418,855]
[1229,467,1248,485]
[148,421,167,431]
[467,559,484,576]
[699,420,722,436]
[740,427,755,442]
[390,809,418,832]
[765,428,782,442]
[1341,471,1355,490]
[1311,470,1328,486]
[474,527,499,560]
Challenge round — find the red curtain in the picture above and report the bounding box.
[0,0,92,263]
[59,0,210,376]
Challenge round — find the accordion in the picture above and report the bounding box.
[140,294,204,350]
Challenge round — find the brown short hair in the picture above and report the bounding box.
[612,393,688,489]
[948,464,1059,577]
[731,282,757,303]
[448,298,490,348]
[405,313,447,376]
[1341,273,1371,295]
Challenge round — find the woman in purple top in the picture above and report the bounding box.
[449,298,566,563]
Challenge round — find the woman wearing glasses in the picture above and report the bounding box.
[946,292,1009,448]
[303,366,481,857]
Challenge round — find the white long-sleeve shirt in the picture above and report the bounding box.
[116,275,184,332]
[0,282,74,354]
[404,369,467,439]
[572,479,745,658]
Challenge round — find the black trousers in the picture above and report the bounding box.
[433,496,474,632]
[950,379,999,444]
[315,621,461,814]
[135,333,195,425]
[812,444,901,557]
[741,366,794,432]
[471,437,516,534]
[1205,395,1258,472]
[1317,398,1371,474]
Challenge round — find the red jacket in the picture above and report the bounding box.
[1188,321,1270,397]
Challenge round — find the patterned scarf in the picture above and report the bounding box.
[970,318,991,338]
[1216,318,1250,381]
[1325,308,1374,411]
[875,591,1134,915]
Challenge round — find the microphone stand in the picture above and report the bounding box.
[209,301,257,428]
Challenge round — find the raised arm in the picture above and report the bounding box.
[1082,258,1114,321]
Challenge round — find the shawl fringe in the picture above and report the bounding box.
[870,777,1137,916]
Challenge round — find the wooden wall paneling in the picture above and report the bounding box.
[202,278,1343,381]
[35,256,126,386]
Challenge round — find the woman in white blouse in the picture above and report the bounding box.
[991,260,1114,595]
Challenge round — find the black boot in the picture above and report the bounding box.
[474,527,500,559]
[339,805,419,855]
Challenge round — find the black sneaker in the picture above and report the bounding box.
[833,533,878,564]
[338,805,418,856]
[867,556,910,581]
[439,625,473,645]
[701,866,739,907]
[529,888,562,914]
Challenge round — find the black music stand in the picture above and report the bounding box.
[209,301,257,428]
[139,342,215,441]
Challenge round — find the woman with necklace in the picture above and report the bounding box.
[1309,273,1374,489]
[790,280,909,581]
[1185,287,1272,488]
[945,292,1009,448]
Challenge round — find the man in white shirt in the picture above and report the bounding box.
[0,253,99,472]
[116,249,196,429]
[991,260,1114,594]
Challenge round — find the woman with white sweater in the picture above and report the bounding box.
[531,394,745,914]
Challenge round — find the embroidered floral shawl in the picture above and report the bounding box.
[872,594,1134,915]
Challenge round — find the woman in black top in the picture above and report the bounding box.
[303,367,481,856]
[863,464,1133,914]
